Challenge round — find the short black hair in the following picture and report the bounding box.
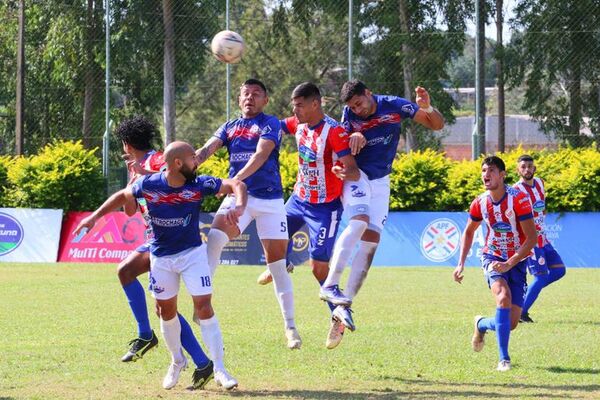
[517,154,534,163]
[291,82,321,101]
[482,155,506,172]
[340,79,369,102]
[242,78,267,95]
[115,115,156,151]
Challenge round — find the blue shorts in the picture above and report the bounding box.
[136,243,151,253]
[526,243,565,275]
[285,194,342,262]
[482,254,527,308]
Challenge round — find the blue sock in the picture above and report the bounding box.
[548,267,566,285]
[318,279,336,313]
[122,280,152,340]
[495,307,511,361]
[522,273,550,314]
[477,317,496,332]
[178,313,210,368]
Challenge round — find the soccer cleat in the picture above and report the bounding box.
[520,312,535,323]
[162,356,188,389]
[497,359,511,372]
[214,369,238,390]
[471,315,486,352]
[332,305,356,332]
[319,285,352,306]
[257,262,294,285]
[190,360,214,390]
[256,269,273,285]
[121,330,159,362]
[326,317,345,349]
[285,327,302,350]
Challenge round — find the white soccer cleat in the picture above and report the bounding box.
[162,357,188,389]
[471,315,485,352]
[214,369,238,390]
[332,305,356,331]
[497,359,511,372]
[326,318,345,349]
[285,327,302,350]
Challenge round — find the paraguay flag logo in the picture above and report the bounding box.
[0,212,24,256]
[420,218,461,262]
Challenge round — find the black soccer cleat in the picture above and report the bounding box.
[190,360,214,390]
[520,312,535,323]
[121,330,159,362]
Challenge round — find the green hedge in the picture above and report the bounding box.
[1,141,598,212]
[1,141,105,211]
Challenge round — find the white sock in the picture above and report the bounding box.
[207,229,229,276]
[198,315,225,371]
[346,241,378,299]
[268,259,295,329]
[323,219,368,287]
[160,316,185,364]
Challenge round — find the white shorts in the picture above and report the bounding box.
[149,245,212,300]
[342,170,390,233]
[216,194,288,240]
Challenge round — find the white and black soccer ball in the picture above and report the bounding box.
[211,30,245,64]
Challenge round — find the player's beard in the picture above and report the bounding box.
[180,165,197,181]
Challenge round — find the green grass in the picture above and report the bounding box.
[1,263,598,399]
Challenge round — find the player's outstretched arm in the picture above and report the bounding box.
[233,138,275,181]
[73,188,134,235]
[196,137,224,164]
[332,154,360,181]
[218,178,248,226]
[412,86,444,131]
[454,218,481,283]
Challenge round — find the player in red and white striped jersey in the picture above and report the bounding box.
[453,156,537,372]
[513,154,566,323]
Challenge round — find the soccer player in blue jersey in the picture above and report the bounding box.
[320,80,444,334]
[196,79,301,349]
[113,117,214,389]
[74,141,246,390]
[514,155,567,323]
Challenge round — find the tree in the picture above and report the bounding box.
[507,0,600,146]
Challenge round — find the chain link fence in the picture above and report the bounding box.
[1,0,599,191]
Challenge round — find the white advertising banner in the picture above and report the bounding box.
[0,208,63,263]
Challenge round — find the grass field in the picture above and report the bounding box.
[1,263,599,400]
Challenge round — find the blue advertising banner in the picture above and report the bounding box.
[374,212,599,268]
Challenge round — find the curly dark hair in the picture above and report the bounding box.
[115,115,157,151]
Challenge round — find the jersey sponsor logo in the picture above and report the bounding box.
[144,190,202,205]
[299,144,317,162]
[151,213,192,228]
[300,165,319,178]
[366,134,393,147]
[227,124,262,141]
[492,221,512,233]
[505,209,514,219]
[0,212,24,256]
[350,184,366,198]
[230,152,253,162]
[291,231,309,252]
[420,218,460,262]
[533,200,545,213]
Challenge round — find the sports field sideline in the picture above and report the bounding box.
[1,263,598,399]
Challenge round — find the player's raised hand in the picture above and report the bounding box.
[348,132,366,155]
[453,265,464,284]
[73,215,96,236]
[415,86,431,109]
[332,165,348,180]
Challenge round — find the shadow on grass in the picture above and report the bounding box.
[228,389,510,399]
[545,366,600,375]
[551,320,600,326]
[380,376,599,395]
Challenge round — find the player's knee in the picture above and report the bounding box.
[311,260,329,281]
[117,261,136,285]
[510,319,519,330]
[496,294,511,308]
[194,302,214,321]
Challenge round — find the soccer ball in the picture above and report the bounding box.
[211,30,245,64]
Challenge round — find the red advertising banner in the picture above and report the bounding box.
[58,211,146,263]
